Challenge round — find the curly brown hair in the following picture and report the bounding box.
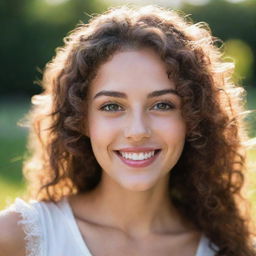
[21,5,255,256]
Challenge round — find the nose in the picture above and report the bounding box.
[124,112,151,142]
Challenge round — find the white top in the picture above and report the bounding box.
[2,197,217,256]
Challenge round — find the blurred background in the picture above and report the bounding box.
[0,0,255,211]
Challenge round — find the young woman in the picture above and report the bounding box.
[0,5,255,256]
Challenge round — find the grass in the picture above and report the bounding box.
[0,89,256,211]
[0,96,29,209]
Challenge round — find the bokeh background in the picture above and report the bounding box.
[1,0,256,212]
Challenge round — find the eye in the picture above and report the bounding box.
[99,103,124,112]
[151,101,176,111]
[98,101,176,112]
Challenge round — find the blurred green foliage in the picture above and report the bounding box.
[0,0,256,95]
[224,39,254,83]
[182,0,256,85]
[0,97,29,208]
[0,0,108,95]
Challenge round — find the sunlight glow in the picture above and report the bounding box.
[103,0,213,7]
[103,0,183,8]
[226,0,245,3]
[44,0,70,6]
[105,0,246,6]
[185,0,210,5]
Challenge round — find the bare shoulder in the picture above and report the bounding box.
[0,209,26,256]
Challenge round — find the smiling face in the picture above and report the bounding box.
[86,48,186,192]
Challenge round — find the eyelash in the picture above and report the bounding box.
[99,101,176,112]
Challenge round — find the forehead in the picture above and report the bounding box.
[90,48,176,94]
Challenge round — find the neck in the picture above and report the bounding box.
[78,173,191,238]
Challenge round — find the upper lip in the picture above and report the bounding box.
[115,147,161,153]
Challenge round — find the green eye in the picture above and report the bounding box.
[100,103,123,112]
[99,101,175,112]
[152,102,175,111]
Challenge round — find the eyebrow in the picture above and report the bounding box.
[93,89,178,100]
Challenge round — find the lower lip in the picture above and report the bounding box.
[115,150,161,168]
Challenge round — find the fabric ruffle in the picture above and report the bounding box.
[7,198,43,256]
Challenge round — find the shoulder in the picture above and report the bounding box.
[0,208,26,256]
[0,196,77,256]
[0,197,45,256]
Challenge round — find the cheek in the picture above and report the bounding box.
[152,115,186,141]
[88,114,121,147]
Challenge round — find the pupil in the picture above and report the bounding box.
[159,103,165,109]
[110,104,117,111]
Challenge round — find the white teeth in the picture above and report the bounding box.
[120,151,155,160]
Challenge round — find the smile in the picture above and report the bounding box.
[120,151,155,160]
[114,149,161,168]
